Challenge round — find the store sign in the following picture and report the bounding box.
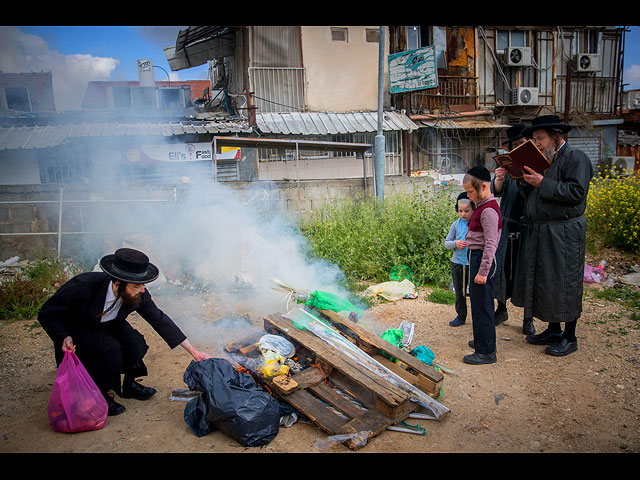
[125,143,213,163]
[388,45,438,93]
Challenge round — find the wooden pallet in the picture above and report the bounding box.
[226,309,448,449]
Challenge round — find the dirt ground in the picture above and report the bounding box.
[1,252,639,455]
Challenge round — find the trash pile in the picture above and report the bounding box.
[174,274,451,450]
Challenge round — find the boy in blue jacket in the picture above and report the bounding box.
[444,192,474,327]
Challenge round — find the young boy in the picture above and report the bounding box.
[462,166,502,365]
[444,192,474,327]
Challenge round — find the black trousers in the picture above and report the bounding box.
[54,320,150,396]
[451,262,468,322]
[469,249,497,355]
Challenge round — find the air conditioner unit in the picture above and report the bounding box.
[607,156,635,176]
[505,47,533,67]
[575,53,600,72]
[512,87,539,106]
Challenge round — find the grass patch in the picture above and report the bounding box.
[427,288,456,305]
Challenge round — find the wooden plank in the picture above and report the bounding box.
[319,309,444,384]
[265,314,411,417]
[284,388,349,434]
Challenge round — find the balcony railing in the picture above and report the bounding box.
[406,75,478,114]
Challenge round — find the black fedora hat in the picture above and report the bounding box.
[502,123,526,146]
[522,115,572,139]
[100,248,159,283]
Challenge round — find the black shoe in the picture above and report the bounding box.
[495,309,508,325]
[526,329,563,345]
[105,394,126,416]
[522,318,535,335]
[463,351,497,365]
[545,338,578,357]
[122,379,157,400]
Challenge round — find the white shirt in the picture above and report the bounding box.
[101,281,123,322]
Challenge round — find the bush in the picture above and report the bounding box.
[301,184,458,287]
[0,258,77,321]
[586,169,640,253]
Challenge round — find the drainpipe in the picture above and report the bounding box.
[375,26,386,202]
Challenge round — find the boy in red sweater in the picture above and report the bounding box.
[462,166,502,365]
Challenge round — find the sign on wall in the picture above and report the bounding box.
[125,143,213,163]
[388,45,438,94]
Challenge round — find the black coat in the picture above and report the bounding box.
[39,272,187,393]
[491,173,526,305]
[511,143,594,323]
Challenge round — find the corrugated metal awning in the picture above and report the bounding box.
[255,111,418,135]
[0,119,252,151]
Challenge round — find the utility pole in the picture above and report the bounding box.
[374,26,386,202]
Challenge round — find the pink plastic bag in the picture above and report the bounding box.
[47,350,108,433]
[584,264,603,284]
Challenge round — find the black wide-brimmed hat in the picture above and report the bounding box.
[100,248,159,283]
[522,115,572,139]
[502,123,526,146]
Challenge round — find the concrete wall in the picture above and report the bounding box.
[300,26,388,112]
[0,175,430,261]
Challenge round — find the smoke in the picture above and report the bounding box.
[86,170,352,354]
[0,26,119,111]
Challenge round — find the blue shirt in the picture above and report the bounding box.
[444,218,469,265]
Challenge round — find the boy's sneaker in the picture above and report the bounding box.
[449,317,465,327]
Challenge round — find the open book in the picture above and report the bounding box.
[494,140,551,179]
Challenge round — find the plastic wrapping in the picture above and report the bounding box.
[285,308,450,419]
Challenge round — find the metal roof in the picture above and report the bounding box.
[0,120,252,151]
[255,111,418,136]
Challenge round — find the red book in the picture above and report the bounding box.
[494,139,551,179]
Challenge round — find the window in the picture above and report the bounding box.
[578,29,599,54]
[365,28,379,43]
[112,86,132,109]
[406,26,421,50]
[331,27,348,42]
[4,86,32,112]
[497,30,526,51]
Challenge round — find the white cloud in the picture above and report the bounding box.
[0,27,119,111]
[624,64,640,90]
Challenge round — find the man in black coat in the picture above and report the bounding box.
[492,124,535,336]
[514,115,594,357]
[39,248,212,416]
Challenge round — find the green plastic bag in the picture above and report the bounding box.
[390,265,414,283]
[304,290,364,320]
[410,345,435,366]
[380,328,404,362]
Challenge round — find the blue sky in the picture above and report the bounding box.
[2,25,639,111]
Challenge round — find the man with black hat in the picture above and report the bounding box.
[515,115,593,356]
[39,248,212,416]
[492,124,535,335]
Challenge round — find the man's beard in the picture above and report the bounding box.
[121,289,143,309]
[542,138,558,162]
[542,147,556,162]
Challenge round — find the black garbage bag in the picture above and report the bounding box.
[183,358,280,447]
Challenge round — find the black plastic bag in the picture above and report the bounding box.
[183,358,280,447]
